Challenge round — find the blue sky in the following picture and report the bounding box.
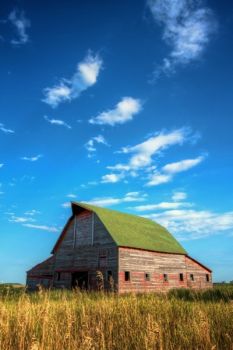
[0,0,233,283]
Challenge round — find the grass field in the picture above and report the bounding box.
[0,285,233,350]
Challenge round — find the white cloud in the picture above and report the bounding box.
[107,164,130,172]
[0,164,4,168]
[43,52,103,108]
[20,155,43,162]
[89,97,142,126]
[146,172,172,186]
[44,115,71,129]
[172,191,187,201]
[162,156,204,174]
[8,9,30,45]
[148,0,217,77]
[146,155,205,186]
[0,123,14,134]
[23,223,58,232]
[9,215,35,223]
[101,173,124,183]
[145,209,233,240]
[133,201,190,211]
[24,209,40,216]
[85,135,108,155]
[115,129,186,170]
[66,194,77,199]
[103,129,187,184]
[126,191,147,198]
[43,85,71,107]
[61,202,71,208]
[86,192,147,207]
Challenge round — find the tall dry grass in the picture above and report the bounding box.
[0,287,233,350]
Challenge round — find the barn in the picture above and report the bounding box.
[26,202,212,292]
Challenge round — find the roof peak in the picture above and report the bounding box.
[72,200,154,221]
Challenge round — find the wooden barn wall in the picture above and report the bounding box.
[53,211,118,290]
[185,256,212,289]
[27,257,55,290]
[118,247,212,293]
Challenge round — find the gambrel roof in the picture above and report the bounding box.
[53,201,186,255]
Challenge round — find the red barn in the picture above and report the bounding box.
[27,202,212,292]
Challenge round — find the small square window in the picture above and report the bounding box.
[190,274,194,281]
[206,274,210,282]
[125,271,130,281]
[179,273,184,281]
[163,274,168,282]
[145,273,150,281]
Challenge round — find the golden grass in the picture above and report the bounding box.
[0,288,233,350]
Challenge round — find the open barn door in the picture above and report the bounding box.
[71,271,88,290]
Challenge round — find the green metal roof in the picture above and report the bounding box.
[72,202,187,255]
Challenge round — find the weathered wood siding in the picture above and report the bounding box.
[118,247,212,293]
[185,256,212,289]
[27,257,54,289]
[53,210,118,290]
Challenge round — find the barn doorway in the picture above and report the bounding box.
[71,271,88,290]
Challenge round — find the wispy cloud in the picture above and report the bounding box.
[0,123,15,134]
[85,135,108,157]
[101,173,124,184]
[9,215,35,223]
[146,155,205,186]
[0,164,4,168]
[8,9,30,45]
[61,202,71,208]
[129,191,233,240]
[103,128,188,183]
[85,192,147,207]
[132,201,190,212]
[66,194,77,199]
[23,223,58,232]
[89,97,142,126]
[172,191,187,201]
[162,156,204,174]
[24,209,41,216]
[20,155,43,162]
[44,115,71,129]
[145,209,233,240]
[114,129,186,170]
[147,0,217,77]
[43,52,103,108]
[146,173,172,186]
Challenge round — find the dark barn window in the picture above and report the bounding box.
[107,270,113,281]
[145,273,150,281]
[179,273,184,281]
[125,271,130,281]
[190,274,194,281]
[99,256,107,268]
[56,272,61,281]
[163,274,168,282]
[206,274,210,282]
